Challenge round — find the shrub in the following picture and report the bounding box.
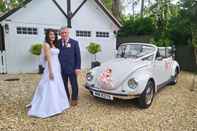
[118,16,155,37]
[86,42,101,61]
[150,34,173,47]
[30,43,42,56]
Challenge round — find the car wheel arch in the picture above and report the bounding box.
[138,78,155,108]
[172,61,180,76]
[148,78,156,93]
[176,66,180,74]
[139,77,156,94]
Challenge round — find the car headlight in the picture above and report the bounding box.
[86,72,94,81]
[128,79,138,89]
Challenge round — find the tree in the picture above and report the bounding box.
[0,0,25,12]
[0,1,7,12]
[102,0,112,11]
[124,0,139,18]
[145,0,175,46]
[180,0,197,64]
[102,0,123,20]
[132,0,138,16]
[112,0,122,19]
[140,0,145,17]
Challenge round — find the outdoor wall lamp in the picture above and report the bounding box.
[5,24,9,34]
[113,30,118,36]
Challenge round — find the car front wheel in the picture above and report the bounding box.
[138,80,155,109]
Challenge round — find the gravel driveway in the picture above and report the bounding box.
[0,72,197,131]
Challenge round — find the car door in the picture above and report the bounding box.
[154,56,167,85]
[162,57,173,80]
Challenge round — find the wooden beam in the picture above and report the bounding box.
[71,0,87,18]
[67,0,72,28]
[52,0,68,18]
[52,0,88,28]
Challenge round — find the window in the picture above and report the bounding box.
[16,27,22,34]
[16,27,38,35]
[158,47,172,58]
[96,32,109,38]
[33,28,38,35]
[76,30,91,37]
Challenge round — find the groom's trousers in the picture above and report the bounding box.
[62,73,79,101]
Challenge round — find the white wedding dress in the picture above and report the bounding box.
[28,48,70,118]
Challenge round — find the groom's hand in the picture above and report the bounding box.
[75,69,81,76]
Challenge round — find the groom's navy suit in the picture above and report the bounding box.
[57,38,81,100]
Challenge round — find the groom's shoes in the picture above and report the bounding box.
[25,104,31,108]
[71,100,78,106]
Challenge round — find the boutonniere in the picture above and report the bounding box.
[67,43,71,48]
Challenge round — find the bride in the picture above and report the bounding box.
[28,29,70,118]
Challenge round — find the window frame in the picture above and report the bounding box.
[96,31,110,38]
[76,30,91,37]
[16,27,38,35]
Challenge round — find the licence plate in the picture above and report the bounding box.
[93,91,113,100]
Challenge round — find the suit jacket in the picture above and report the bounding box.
[57,38,81,74]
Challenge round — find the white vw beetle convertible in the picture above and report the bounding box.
[85,43,180,108]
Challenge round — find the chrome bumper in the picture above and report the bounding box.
[85,83,139,100]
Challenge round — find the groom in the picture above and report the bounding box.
[58,27,81,106]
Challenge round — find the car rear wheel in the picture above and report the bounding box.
[171,68,179,85]
[138,80,154,109]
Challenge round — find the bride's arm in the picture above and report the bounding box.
[43,43,54,80]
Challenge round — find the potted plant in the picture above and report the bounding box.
[86,42,102,68]
[30,43,44,74]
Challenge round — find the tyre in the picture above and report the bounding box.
[90,91,93,95]
[138,80,155,109]
[171,68,179,85]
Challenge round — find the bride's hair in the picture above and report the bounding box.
[45,29,58,48]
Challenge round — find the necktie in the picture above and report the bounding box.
[62,40,66,47]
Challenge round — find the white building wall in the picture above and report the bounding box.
[1,0,119,74]
[71,0,118,68]
[7,0,67,25]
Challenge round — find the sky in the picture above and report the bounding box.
[123,0,180,15]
